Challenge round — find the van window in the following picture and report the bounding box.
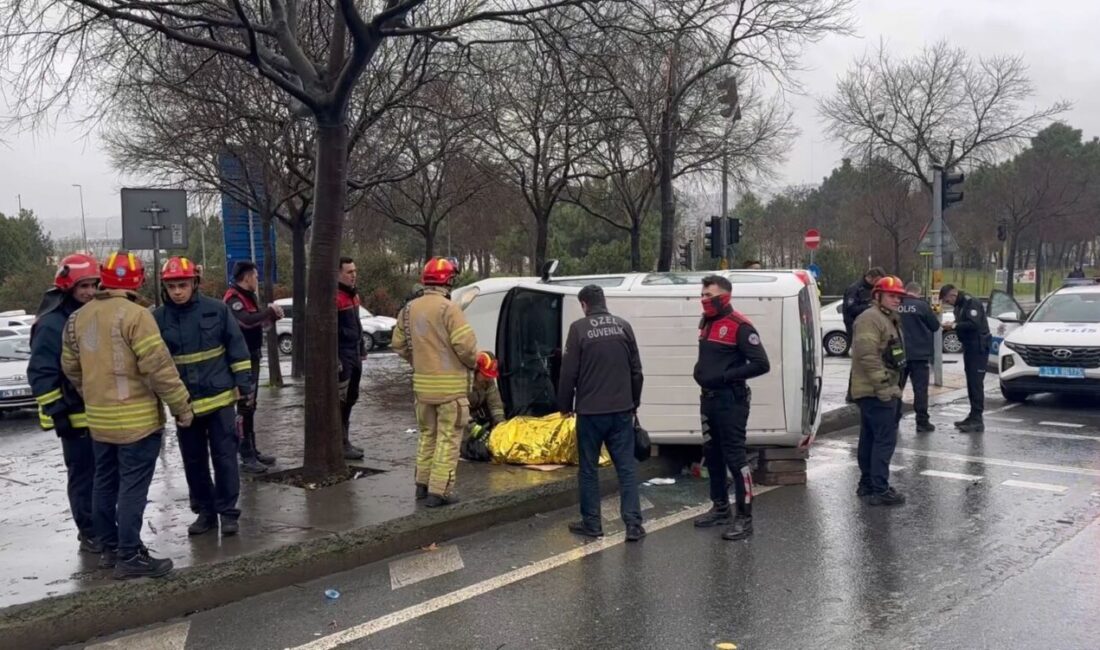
[497,288,563,417]
[550,277,624,288]
[641,272,777,286]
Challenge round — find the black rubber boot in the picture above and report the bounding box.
[415,483,429,500]
[425,493,460,508]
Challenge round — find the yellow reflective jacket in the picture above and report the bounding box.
[851,302,905,401]
[61,290,192,444]
[392,287,478,404]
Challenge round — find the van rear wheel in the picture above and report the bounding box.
[278,334,293,356]
[824,331,850,356]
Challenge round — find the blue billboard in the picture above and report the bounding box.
[218,152,276,285]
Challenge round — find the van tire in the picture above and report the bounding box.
[278,334,293,356]
[1000,384,1028,403]
[824,331,850,357]
[942,331,963,354]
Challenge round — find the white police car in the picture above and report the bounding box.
[997,280,1100,401]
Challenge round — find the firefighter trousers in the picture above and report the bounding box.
[414,398,468,496]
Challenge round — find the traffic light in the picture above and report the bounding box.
[704,216,725,259]
[716,76,740,120]
[678,241,695,270]
[729,218,742,245]
[941,168,964,210]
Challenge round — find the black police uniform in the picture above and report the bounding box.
[223,283,279,465]
[28,290,96,548]
[694,298,770,529]
[953,293,991,424]
[898,295,940,428]
[155,294,253,524]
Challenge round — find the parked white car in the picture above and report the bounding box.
[0,335,35,413]
[0,310,35,329]
[997,280,1100,401]
[820,299,961,356]
[273,298,397,355]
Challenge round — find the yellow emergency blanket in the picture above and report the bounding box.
[488,413,611,466]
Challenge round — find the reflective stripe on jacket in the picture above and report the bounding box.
[27,291,88,431]
[392,287,478,404]
[154,294,252,416]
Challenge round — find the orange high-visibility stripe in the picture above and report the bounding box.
[181,258,189,270]
[107,252,118,269]
[128,253,136,270]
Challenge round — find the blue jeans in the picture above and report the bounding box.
[177,406,241,518]
[857,398,900,493]
[92,431,162,556]
[577,412,642,528]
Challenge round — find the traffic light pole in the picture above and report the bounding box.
[931,166,944,388]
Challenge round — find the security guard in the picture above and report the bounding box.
[224,261,283,473]
[27,253,101,554]
[851,275,908,506]
[62,251,192,579]
[392,257,479,507]
[898,281,940,433]
[337,256,367,460]
[692,275,770,541]
[940,284,991,433]
[155,257,253,537]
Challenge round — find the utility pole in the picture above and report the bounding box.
[931,166,945,387]
[72,184,89,252]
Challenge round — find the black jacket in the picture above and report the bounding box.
[556,307,643,416]
[154,294,253,415]
[27,291,86,433]
[953,292,991,352]
[898,295,940,362]
[843,278,875,333]
[694,306,770,390]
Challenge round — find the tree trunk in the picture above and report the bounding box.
[261,209,283,388]
[1006,233,1018,296]
[534,213,549,274]
[302,121,349,482]
[1034,237,1044,304]
[291,215,307,379]
[423,226,435,260]
[630,219,642,271]
[891,232,901,276]
[656,110,676,272]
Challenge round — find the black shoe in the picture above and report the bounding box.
[240,457,268,474]
[424,493,459,508]
[568,521,604,538]
[113,547,173,580]
[220,515,239,536]
[868,487,907,506]
[625,525,646,542]
[954,416,976,428]
[415,483,429,500]
[693,507,732,528]
[958,421,985,433]
[98,548,118,569]
[255,451,277,466]
[722,515,754,541]
[916,421,936,433]
[343,443,365,460]
[856,485,873,498]
[187,513,217,536]
[78,533,103,554]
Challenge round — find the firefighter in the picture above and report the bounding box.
[27,253,100,554]
[224,261,283,473]
[392,257,479,507]
[851,275,908,506]
[939,284,991,433]
[337,257,368,459]
[155,257,253,537]
[62,251,192,579]
[843,267,886,401]
[469,351,505,432]
[692,275,771,541]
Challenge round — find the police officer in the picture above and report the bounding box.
[692,275,770,541]
[62,251,192,579]
[224,261,283,473]
[843,267,886,400]
[939,284,990,433]
[557,285,645,542]
[898,281,940,433]
[851,275,908,506]
[337,256,367,460]
[155,257,253,537]
[27,253,101,554]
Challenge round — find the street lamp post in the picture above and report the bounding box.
[72,184,89,252]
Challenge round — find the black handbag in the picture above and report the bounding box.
[633,415,651,462]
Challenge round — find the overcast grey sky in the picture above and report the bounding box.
[1,0,1096,240]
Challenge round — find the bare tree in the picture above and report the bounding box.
[820,40,1071,189]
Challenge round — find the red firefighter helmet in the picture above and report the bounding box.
[421,257,459,286]
[160,256,199,281]
[100,251,146,291]
[476,351,499,379]
[873,275,908,297]
[54,253,100,291]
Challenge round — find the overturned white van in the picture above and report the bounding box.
[452,269,824,449]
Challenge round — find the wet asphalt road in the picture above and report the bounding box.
[83,389,1100,650]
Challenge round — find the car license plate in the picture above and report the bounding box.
[0,388,30,398]
[1039,366,1085,379]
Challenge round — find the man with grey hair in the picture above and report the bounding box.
[897,281,940,432]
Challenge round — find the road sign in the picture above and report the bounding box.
[804,229,821,250]
[916,218,960,255]
[120,188,188,250]
[807,263,821,279]
[218,152,276,285]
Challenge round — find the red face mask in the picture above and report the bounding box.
[701,293,731,318]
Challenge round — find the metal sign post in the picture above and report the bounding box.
[931,167,945,388]
[143,203,166,308]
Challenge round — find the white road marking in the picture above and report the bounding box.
[289,485,784,650]
[921,470,983,481]
[1039,421,1086,429]
[889,465,906,472]
[87,621,190,649]
[389,545,465,590]
[983,416,1024,423]
[818,440,1100,477]
[988,403,1022,414]
[1001,429,1100,443]
[1001,480,1070,494]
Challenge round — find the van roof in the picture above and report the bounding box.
[464,270,811,298]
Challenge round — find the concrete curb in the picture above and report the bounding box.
[0,457,678,649]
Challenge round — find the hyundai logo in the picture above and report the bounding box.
[1052,349,1073,360]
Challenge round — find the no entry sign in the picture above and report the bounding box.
[804,228,821,250]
